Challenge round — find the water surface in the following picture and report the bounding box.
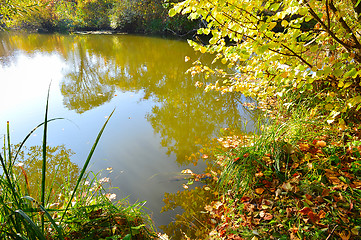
[0,33,256,228]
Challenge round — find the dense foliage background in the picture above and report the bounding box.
[0,0,198,35]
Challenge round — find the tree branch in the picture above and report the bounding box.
[329,0,361,49]
[326,0,331,29]
[305,1,354,50]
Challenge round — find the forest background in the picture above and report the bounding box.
[0,0,195,35]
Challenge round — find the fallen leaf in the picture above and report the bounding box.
[281,182,293,192]
[322,188,330,196]
[299,207,312,215]
[339,230,351,240]
[240,196,251,202]
[255,188,265,194]
[264,213,273,220]
[213,201,223,209]
[204,205,213,212]
[299,143,310,151]
[181,169,193,174]
[318,209,326,219]
[316,140,327,148]
[308,211,319,223]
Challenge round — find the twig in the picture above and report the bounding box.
[325,225,338,240]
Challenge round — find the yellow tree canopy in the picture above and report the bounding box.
[170,0,361,122]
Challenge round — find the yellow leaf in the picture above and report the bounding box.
[268,22,277,29]
[343,82,352,88]
[280,72,288,78]
[316,140,326,148]
[255,188,265,194]
[339,118,346,131]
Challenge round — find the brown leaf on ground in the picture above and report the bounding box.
[263,213,273,220]
[299,207,312,215]
[307,211,319,223]
[318,209,326,219]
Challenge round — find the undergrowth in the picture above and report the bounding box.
[201,101,361,239]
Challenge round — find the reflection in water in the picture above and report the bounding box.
[160,161,221,239]
[14,144,79,206]
[61,41,115,113]
[0,33,260,232]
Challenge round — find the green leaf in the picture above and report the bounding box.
[323,66,332,75]
[15,210,47,240]
[169,8,177,17]
[281,20,288,27]
[131,224,145,230]
[122,234,131,240]
[269,3,281,11]
[345,68,357,78]
[347,96,361,108]
[334,69,343,77]
[259,23,267,32]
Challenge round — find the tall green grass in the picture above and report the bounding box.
[0,91,155,239]
[217,104,321,195]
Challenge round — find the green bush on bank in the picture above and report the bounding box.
[1,0,198,35]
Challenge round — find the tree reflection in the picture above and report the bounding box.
[160,162,220,239]
[14,144,79,206]
[146,88,258,165]
[61,40,115,114]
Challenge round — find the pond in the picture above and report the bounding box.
[0,32,257,230]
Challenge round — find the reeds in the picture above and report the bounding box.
[0,90,155,239]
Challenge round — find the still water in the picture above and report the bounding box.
[0,33,256,229]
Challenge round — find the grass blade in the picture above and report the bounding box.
[15,210,47,240]
[41,83,52,233]
[22,196,64,240]
[0,153,20,206]
[7,121,12,169]
[60,108,115,224]
[12,118,63,165]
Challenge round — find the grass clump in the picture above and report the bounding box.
[0,92,156,239]
[200,101,361,240]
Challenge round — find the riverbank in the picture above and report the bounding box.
[192,104,361,239]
